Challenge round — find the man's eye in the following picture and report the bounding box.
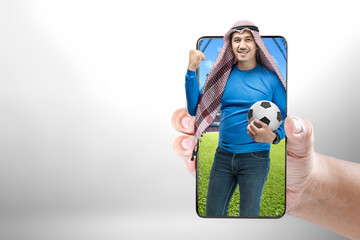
[246,39,252,42]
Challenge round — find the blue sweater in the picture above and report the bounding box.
[185,64,286,154]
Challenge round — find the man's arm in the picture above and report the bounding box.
[247,71,286,143]
[272,75,286,140]
[185,50,205,116]
[185,70,200,116]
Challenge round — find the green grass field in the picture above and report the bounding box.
[197,132,285,217]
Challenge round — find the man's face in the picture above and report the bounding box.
[231,31,257,65]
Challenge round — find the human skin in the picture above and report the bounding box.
[231,31,257,70]
[188,50,205,72]
[172,108,360,239]
[247,119,277,143]
[187,31,276,143]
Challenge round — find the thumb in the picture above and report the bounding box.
[285,116,314,158]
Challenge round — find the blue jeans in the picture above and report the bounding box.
[206,147,270,217]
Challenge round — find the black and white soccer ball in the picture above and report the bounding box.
[247,100,283,131]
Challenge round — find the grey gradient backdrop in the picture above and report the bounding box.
[0,0,358,239]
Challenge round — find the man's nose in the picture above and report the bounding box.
[239,40,247,49]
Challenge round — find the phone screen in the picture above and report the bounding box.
[195,36,287,218]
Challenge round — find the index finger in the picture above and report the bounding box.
[249,121,260,133]
[171,108,195,135]
[253,119,266,128]
[199,51,206,61]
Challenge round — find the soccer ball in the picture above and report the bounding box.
[247,101,283,131]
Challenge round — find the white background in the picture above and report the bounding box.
[0,0,358,239]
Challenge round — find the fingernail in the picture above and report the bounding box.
[181,117,192,129]
[292,116,303,134]
[181,138,192,149]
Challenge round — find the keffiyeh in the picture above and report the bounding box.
[194,20,286,140]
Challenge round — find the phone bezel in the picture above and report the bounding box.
[195,35,288,219]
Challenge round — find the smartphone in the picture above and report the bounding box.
[195,36,287,218]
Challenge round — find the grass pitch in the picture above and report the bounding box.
[197,132,285,217]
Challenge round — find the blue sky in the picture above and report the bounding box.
[198,37,287,90]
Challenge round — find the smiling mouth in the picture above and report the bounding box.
[237,49,250,54]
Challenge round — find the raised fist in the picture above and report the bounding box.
[188,49,206,71]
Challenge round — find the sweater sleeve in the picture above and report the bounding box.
[273,80,286,140]
[185,69,201,116]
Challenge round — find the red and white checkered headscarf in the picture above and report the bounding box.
[194,20,286,140]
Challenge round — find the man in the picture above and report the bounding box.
[185,20,286,216]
